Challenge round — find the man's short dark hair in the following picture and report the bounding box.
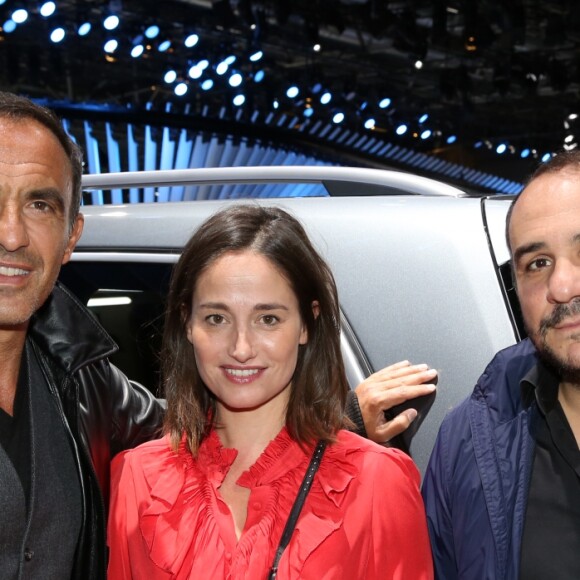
[0,91,83,227]
[506,149,580,256]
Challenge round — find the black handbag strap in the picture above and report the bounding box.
[267,440,327,580]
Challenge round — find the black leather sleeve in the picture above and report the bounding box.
[344,390,367,438]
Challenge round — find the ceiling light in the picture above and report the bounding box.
[145,25,160,39]
[420,129,432,139]
[50,27,65,43]
[229,72,243,87]
[233,94,245,106]
[379,98,391,109]
[446,135,457,144]
[253,70,265,82]
[520,148,530,158]
[3,19,16,33]
[496,143,507,154]
[185,33,199,47]
[364,118,376,130]
[249,50,263,62]
[414,60,423,70]
[104,39,119,53]
[12,9,28,24]
[104,15,120,31]
[320,92,332,105]
[419,113,429,123]
[333,112,345,124]
[396,124,408,135]
[286,86,299,98]
[78,22,92,36]
[158,40,171,52]
[541,152,552,162]
[201,79,214,90]
[174,82,188,96]
[40,2,56,17]
[164,70,177,83]
[131,44,144,58]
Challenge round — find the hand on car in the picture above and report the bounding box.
[354,360,438,444]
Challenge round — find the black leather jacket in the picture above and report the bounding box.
[28,282,165,580]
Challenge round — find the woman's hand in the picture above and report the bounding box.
[354,361,437,444]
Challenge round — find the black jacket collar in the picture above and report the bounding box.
[28,282,118,374]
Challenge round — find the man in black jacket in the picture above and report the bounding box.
[0,92,164,580]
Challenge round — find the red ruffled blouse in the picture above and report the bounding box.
[107,428,433,579]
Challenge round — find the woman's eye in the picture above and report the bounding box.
[207,314,225,325]
[261,315,279,326]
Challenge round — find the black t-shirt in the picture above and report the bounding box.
[520,363,580,579]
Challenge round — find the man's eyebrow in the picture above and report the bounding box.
[25,188,66,212]
[513,241,546,265]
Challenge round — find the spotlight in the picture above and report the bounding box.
[379,98,391,109]
[418,113,429,124]
[201,79,214,90]
[224,55,236,65]
[333,112,345,124]
[364,118,376,130]
[313,43,321,52]
[249,50,263,62]
[541,152,552,163]
[188,65,203,79]
[104,15,120,31]
[158,40,171,52]
[185,33,199,47]
[520,148,530,158]
[396,124,408,135]
[104,39,118,53]
[131,44,144,58]
[568,113,578,120]
[50,27,65,43]
[174,82,188,96]
[3,19,16,33]
[216,61,229,75]
[304,107,314,118]
[40,2,56,17]
[415,60,423,70]
[78,22,92,36]
[197,59,209,71]
[253,70,265,83]
[273,99,279,109]
[565,134,575,143]
[420,129,432,139]
[229,72,243,87]
[233,94,245,106]
[320,92,332,105]
[164,70,177,83]
[145,25,160,39]
[496,143,507,154]
[446,135,457,144]
[12,9,28,24]
[286,86,299,98]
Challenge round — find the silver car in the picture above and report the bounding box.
[62,166,519,473]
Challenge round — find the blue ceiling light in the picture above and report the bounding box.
[420,129,432,139]
[224,55,237,65]
[541,152,552,163]
[312,83,322,94]
[229,72,243,87]
[446,135,457,144]
[158,39,171,52]
[201,79,214,90]
[174,82,188,96]
[78,22,92,36]
[333,112,345,124]
[188,65,203,79]
[103,15,120,31]
[396,124,408,135]
[496,143,507,154]
[273,99,279,109]
[3,19,16,33]
[185,33,199,48]
[520,148,530,158]
[286,85,299,98]
[304,107,314,117]
[50,27,65,43]
[253,69,265,83]
[131,44,144,58]
[320,91,332,105]
[233,94,246,106]
[104,39,119,53]
[12,9,28,24]
[419,113,429,124]
[249,50,263,62]
[164,70,177,83]
[216,61,229,75]
[379,97,391,109]
[197,59,209,71]
[145,25,160,39]
[40,2,56,17]
[364,118,376,130]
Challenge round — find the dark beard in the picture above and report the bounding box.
[527,299,580,385]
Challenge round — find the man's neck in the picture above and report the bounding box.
[558,381,580,448]
[0,325,28,416]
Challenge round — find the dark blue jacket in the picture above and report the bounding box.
[422,339,539,580]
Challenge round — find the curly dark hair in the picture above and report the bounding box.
[161,204,349,454]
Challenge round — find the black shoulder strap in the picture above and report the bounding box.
[267,440,327,579]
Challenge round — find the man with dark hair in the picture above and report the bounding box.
[0,91,164,580]
[423,150,580,579]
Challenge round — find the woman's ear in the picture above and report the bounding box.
[311,300,320,320]
[299,301,319,345]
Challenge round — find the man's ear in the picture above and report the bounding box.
[62,213,84,265]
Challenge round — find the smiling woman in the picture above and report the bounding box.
[107,205,434,579]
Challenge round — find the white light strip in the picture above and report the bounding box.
[87,296,132,307]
